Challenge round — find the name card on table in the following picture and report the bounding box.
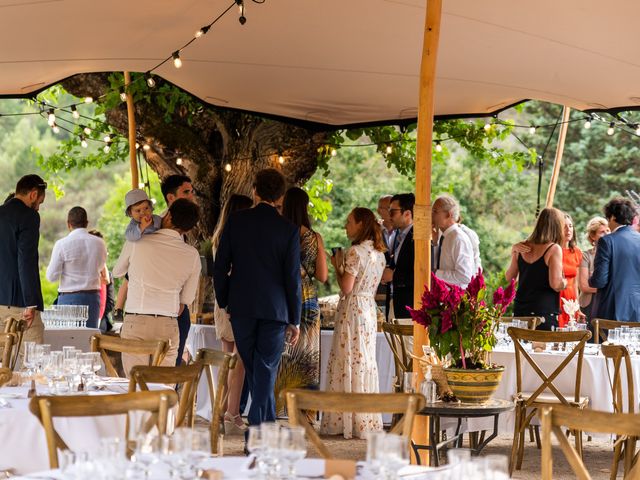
[325,459,356,479]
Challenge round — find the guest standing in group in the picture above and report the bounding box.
[211,193,253,435]
[213,169,301,436]
[277,187,328,411]
[0,174,47,342]
[506,208,567,330]
[321,207,386,439]
[578,217,610,321]
[590,198,640,322]
[46,207,107,329]
[558,213,583,326]
[376,194,396,250]
[88,229,115,332]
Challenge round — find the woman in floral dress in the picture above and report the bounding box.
[320,207,387,439]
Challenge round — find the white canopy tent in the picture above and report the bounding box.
[1,0,639,126]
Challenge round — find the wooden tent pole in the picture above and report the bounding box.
[412,0,442,465]
[124,71,139,190]
[545,106,571,208]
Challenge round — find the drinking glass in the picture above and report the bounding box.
[23,341,36,375]
[247,426,264,478]
[89,351,103,378]
[279,426,306,479]
[261,422,281,477]
[609,328,620,345]
[403,372,417,393]
[365,431,386,477]
[131,432,160,478]
[380,433,409,479]
[483,454,509,479]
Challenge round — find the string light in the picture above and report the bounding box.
[195,25,210,38]
[237,0,246,24]
[435,141,442,152]
[484,122,492,132]
[636,124,640,135]
[224,163,232,172]
[80,136,88,148]
[607,122,615,136]
[176,157,183,166]
[151,198,157,205]
[71,105,79,119]
[172,51,183,69]
[52,124,60,134]
[529,125,536,135]
[143,144,151,151]
[145,73,156,88]
[119,90,127,102]
[330,148,337,157]
[47,109,56,126]
[82,125,92,135]
[135,142,140,149]
[584,116,592,129]
[385,145,393,154]
[103,135,111,143]
[278,154,285,164]
[84,97,93,104]
[138,182,145,189]
[103,145,110,153]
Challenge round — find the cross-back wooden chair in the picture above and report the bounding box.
[601,344,637,479]
[591,318,640,344]
[128,362,203,428]
[0,367,12,386]
[29,390,178,469]
[507,327,591,474]
[500,316,545,330]
[0,333,17,371]
[381,322,414,392]
[90,334,169,377]
[3,317,25,370]
[540,405,640,480]
[194,348,237,455]
[285,389,424,459]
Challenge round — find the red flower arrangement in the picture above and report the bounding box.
[407,271,516,369]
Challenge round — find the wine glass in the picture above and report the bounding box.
[380,434,409,479]
[365,431,386,477]
[23,341,36,375]
[279,426,306,479]
[247,426,264,477]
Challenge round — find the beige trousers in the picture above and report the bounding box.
[120,314,179,378]
[0,305,44,368]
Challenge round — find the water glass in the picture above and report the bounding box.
[23,341,36,374]
[482,454,509,479]
[365,431,386,477]
[609,328,620,345]
[279,426,306,479]
[403,372,417,393]
[380,433,409,479]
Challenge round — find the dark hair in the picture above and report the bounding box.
[350,207,387,252]
[169,198,200,232]
[67,206,88,228]
[4,192,15,204]
[161,175,192,201]
[212,194,253,248]
[282,187,311,229]
[391,193,415,216]
[604,197,637,226]
[16,174,47,196]
[254,169,286,203]
[88,229,103,239]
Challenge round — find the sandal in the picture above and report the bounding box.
[224,413,247,435]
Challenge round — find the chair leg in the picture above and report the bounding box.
[509,406,522,475]
[574,429,583,458]
[517,409,529,470]
[534,425,541,449]
[611,440,622,480]
[529,425,535,443]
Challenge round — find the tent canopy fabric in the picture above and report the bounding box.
[1,0,639,127]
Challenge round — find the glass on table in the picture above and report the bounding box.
[22,341,36,375]
[380,433,409,479]
[608,328,620,345]
[403,371,418,393]
[278,425,306,479]
[481,454,509,479]
[365,430,386,477]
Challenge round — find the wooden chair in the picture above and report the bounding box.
[507,327,591,474]
[500,316,545,330]
[3,317,25,369]
[0,333,17,371]
[540,405,640,480]
[128,362,203,428]
[601,344,637,479]
[591,318,640,344]
[90,334,169,377]
[381,322,414,392]
[0,367,12,386]
[285,389,424,459]
[194,348,238,455]
[29,390,178,469]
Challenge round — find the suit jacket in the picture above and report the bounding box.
[0,198,43,310]
[213,203,302,325]
[391,226,414,318]
[589,226,640,322]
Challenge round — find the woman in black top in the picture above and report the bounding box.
[506,208,567,330]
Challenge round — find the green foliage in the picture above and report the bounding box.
[305,177,333,222]
[39,267,59,307]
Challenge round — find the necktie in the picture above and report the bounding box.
[389,229,400,268]
[436,234,444,270]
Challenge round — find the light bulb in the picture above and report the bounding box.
[636,125,640,135]
[237,0,246,24]
[80,137,88,148]
[103,145,110,153]
[146,73,156,88]
[151,198,157,205]
[52,124,60,134]
[138,182,145,189]
[71,105,79,119]
[435,142,442,152]
[278,155,284,164]
[584,118,591,129]
[176,157,183,166]
[135,142,140,149]
[385,145,392,154]
[172,51,182,69]
[120,90,127,102]
[195,25,209,38]
[484,123,491,132]
[607,122,615,136]
[84,97,93,104]
[330,148,337,157]
[529,126,536,135]
[103,135,111,143]
[143,144,151,151]
[47,109,56,126]
[83,126,92,135]
[224,163,232,172]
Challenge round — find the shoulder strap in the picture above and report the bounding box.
[542,243,556,256]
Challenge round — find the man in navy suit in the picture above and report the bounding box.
[590,197,640,322]
[214,169,301,430]
[0,174,47,344]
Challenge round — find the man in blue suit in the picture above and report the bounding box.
[214,168,301,432]
[0,174,47,344]
[590,197,640,322]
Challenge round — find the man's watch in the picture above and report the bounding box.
[112,308,124,322]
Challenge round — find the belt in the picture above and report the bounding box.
[59,290,100,295]
[125,312,176,319]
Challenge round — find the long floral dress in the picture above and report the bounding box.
[320,240,386,439]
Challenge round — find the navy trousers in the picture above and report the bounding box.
[175,305,191,366]
[231,317,286,426]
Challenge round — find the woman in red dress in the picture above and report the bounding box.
[559,213,583,327]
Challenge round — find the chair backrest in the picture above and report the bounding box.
[0,333,17,370]
[3,317,25,369]
[0,367,11,386]
[508,327,591,406]
[128,362,203,427]
[90,334,169,377]
[194,348,237,454]
[381,322,414,391]
[500,316,544,330]
[29,390,178,469]
[600,344,635,414]
[285,389,424,459]
[590,318,640,344]
[540,405,640,480]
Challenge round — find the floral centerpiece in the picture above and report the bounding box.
[407,271,516,403]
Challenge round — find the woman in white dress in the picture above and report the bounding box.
[320,207,387,439]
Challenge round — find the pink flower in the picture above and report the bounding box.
[502,279,517,307]
[440,309,453,333]
[466,270,485,301]
[406,306,431,328]
[447,283,465,310]
[430,273,450,304]
[492,286,504,306]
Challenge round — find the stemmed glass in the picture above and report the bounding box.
[247,426,265,478]
[130,433,161,478]
[23,341,36,375]
[278,426,306,479]
[365,431,386,478]
[380,433,409,479]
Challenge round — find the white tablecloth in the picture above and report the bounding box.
[186,324,222,420]
[43,327,101,351]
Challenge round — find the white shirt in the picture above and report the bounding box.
[435,223,475,288]
[46,228,107,292]
[113,229,201,317]
[458,223,482,274]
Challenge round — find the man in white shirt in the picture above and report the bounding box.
[113,199,201,375]
[46,207,107,329]
[432,195,475,288]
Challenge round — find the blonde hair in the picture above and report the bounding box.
[585,216,608,245]
[527,208,565,245]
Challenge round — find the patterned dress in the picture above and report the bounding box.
[320,240,386,439]
[275,229,321,414]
